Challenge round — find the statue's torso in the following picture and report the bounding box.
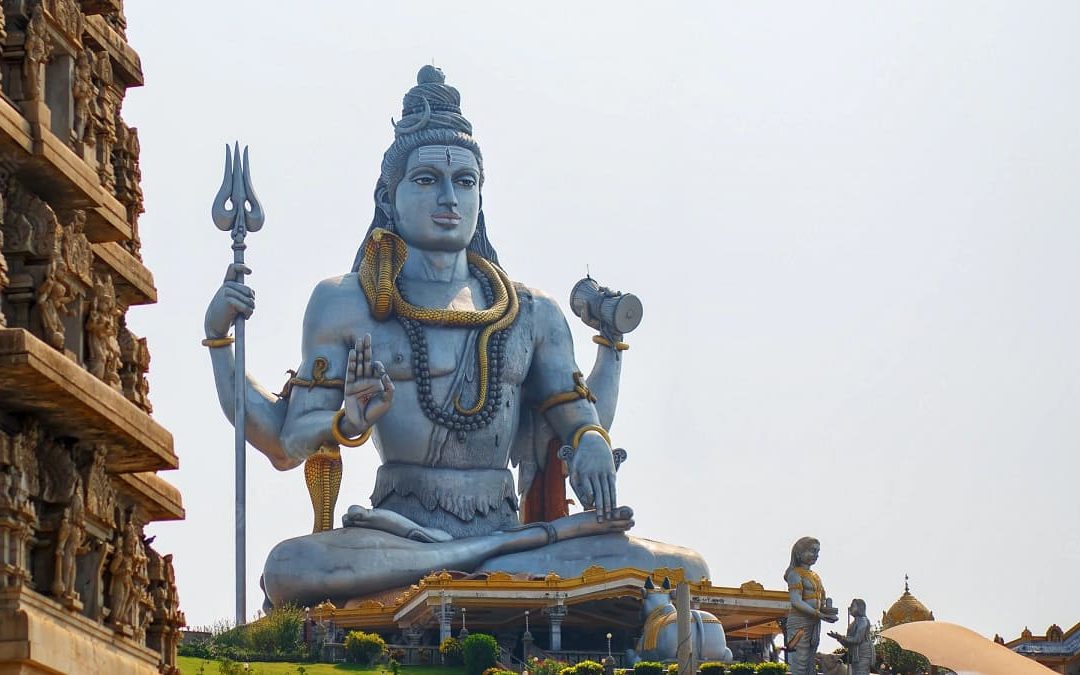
[305,272,535,470]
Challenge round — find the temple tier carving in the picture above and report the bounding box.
[0,1,181,672]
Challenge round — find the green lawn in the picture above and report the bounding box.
[177,658,466,675]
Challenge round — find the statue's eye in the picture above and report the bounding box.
[413,175,436,186]
[455,176,476,188]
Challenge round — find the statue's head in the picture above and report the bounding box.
[789,536,820,568]
[849,598,866,617]
[354,66,498,270]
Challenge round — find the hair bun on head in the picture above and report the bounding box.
[417,65,446,85]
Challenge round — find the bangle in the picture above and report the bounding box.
[570,423,611,448]
[201,336,235,348]
[592,335,629,351]
[331,409,373,448]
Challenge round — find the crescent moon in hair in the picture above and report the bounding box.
[391,96,431,135]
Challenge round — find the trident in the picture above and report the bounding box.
[211,143,264,625]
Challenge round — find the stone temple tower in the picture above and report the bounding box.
[0,1,185,673]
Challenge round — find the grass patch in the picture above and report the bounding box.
[178,657,466,675]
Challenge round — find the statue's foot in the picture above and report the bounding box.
[503,506,634,545]
[342,505,453,543]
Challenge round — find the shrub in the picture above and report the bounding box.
[667,665,678,675]
[575,660,605,675]
[440,636,464,665]
[344,630,387,665]
[634,662,665,675]
[561,668,577,675]
[728,665,756,675]
[754,665,788,674]
[700,662,726,675]
[462,633,500,675]
[483,669,516,675]
[247,604,304,655]
[531,658,570,675]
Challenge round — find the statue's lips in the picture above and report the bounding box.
[431,213,462,227]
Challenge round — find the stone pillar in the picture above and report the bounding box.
[676,582,693,675]
[437,600,454,645]
[522,630,534,661]
[544,603,568,652]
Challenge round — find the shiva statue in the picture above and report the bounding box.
[829,598,873,675]
[204,66,708,609]
[783,536,839,675]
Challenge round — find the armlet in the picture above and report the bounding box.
[278,356,345,398]
[536,371,597,413]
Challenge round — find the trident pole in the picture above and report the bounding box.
[212,143,265,625]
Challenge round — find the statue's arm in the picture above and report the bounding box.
[276,281,357,468]
[204,264,294,469]
[527,291,618,515]
[785,569,821,620]
[585,340,622,430]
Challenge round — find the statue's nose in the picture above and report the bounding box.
[438,176,458,207]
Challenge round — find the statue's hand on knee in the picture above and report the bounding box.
[567,434,618,520]
[344,334,395,430]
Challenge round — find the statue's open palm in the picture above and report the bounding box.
[344,334,394,430]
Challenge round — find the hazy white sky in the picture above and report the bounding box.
[122,2,1079,640]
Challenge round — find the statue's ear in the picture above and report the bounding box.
[644,577,655,591]
[661,577,671,590]
[375,185,394,222]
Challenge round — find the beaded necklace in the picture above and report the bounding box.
[395,264,510,438]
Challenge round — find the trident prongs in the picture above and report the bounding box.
[212,142,264,240]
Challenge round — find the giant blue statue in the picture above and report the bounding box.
[203,66,707,608]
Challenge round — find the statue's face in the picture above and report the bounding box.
[392,145,480,252]
[799,542,820,566]
[849,601,864,617]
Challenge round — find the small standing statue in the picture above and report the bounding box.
[829,598,873,675]
[783,536,839,675]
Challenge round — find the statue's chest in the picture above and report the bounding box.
[369,311,531,385]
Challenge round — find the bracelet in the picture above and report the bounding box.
[570,423,611,448]
[201,336,235,348]
[331,409,373,448]
[592,335,629,351]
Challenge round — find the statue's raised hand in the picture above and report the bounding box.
[567,433,618,521]
[204,263,254,338]
[343,334,395,431]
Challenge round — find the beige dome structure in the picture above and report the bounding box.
[882,576,935,629]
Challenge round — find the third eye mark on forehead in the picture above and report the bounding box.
[417,146,474,168]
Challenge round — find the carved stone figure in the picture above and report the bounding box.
[51,477,88,604]
[23,6,48,102]
[43,0,83,46]
[107,516,143,629]
[635,577,733,663]
[37,434,76,504]
[784,537,839,675]
[204,66,703,609]
[0,231,7,328]
[62,210,93,287]
[86,274,122,387]
[829,598,873,675]
[77,444,115,524]
[73,50,94,144]
[91,53,118,190]
[37,261,75,350]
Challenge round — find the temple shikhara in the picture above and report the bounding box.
[0,1,184,673]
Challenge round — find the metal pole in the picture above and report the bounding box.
[212,143,264,626]
[233,238,246,626]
